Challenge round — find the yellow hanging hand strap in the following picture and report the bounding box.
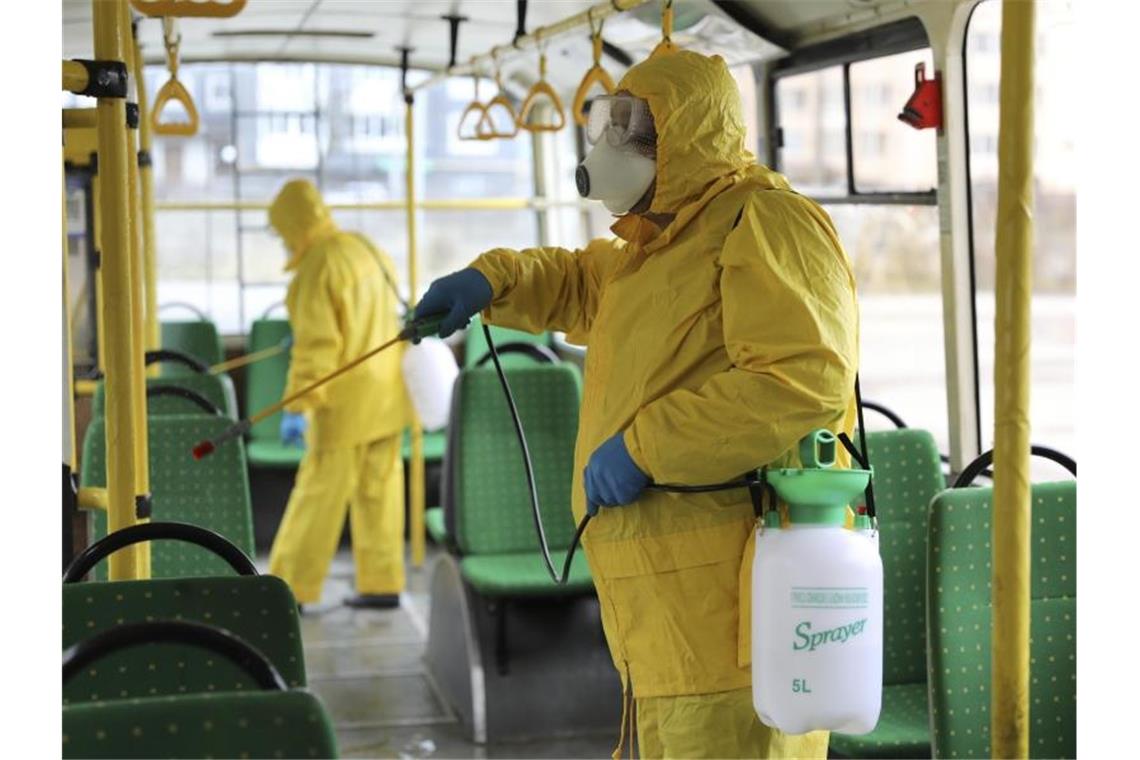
[573,14,616,126]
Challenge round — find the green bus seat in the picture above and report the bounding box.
[63,690,338,759]
[63,575,306,703]
[445,364,592,596]
[244,318,304,469]
[927,481,1076,759]
[80,415,255,579]
[831,428,946,759]
[402,428,448,463]
[161,319,224,375]
[425,506,448,544]
[92,374,238,419]
[464,315,553,369]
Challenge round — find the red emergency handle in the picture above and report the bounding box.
[898,62,942,130]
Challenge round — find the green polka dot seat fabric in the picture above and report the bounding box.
[463,315,553,369]
[443,364,593,595]
[160,320,225,374]
[63,690,337,759]
[92,375,238,419]
[926,481,1076,759]
[244,318,305,469]
[63,576,306,703]
[831,428,946,759]
[79,415,255,580]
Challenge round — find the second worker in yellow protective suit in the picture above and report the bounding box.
[267,179,410,609]
[415,51,859,758]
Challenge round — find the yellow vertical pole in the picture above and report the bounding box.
[93,0,144,580]
[991,1,1035,757]
[92,172,106,372]
[122,3,151,577]
[131,23,160,354]
[405,97,426,567]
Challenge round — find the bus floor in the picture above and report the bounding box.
[256,545,616,759]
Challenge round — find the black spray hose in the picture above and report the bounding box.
[481,323,752,585]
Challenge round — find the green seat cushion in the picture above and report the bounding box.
[402,428,447,462]
[92,374,238,419]
[161,320,224,373]
[425,506,447,544]
[63,576,306,703]
[63,690,337,759]
[450,365,582,557]
[461,552,594,596]
[464,315,552,369]
[830,682,931,758]
[80,415,255,580]
[857,428,946,686]
[927,482,1076,759]
[245,319,293,444]
[247,439,306,469]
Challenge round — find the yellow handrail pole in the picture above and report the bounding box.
[132,24,160,354]
[121,2,152,578]
[92,164,106,373]
[92,0,144,580]
[405,95,425,568]
[991,1,1035,757]
[63,108,99,129]
[63,60,89,94]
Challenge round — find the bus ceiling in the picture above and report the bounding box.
[62,0,954,82]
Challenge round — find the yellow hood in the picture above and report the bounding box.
[618,50,787,215]
[269,179,339,270]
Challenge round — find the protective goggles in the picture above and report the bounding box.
[585,94,656,156]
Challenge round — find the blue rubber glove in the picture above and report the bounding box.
[584,431,650,516]
[413,268,494,338]
[280,412,307,448]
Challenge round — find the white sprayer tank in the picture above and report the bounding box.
[401,337,459,431]
[751,430,883,735]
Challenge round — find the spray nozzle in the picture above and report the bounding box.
[402,311,448,344]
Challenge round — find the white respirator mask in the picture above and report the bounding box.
[575,95,657,215]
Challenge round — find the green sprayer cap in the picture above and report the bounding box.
[767,429,871,526]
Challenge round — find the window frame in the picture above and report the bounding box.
[768,17,938,206]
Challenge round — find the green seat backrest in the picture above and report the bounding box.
[62,576,306,703]
[91,375,238,419]
[63,690,338,759]
[447,364,582,555]
[80,415,255,580]
[161,320,224,375]
[927,481,1076,759]
[246,319,292,442]
[858,428,946,686]
[464,315,552,369]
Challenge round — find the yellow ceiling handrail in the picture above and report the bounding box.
[650,0,680,58]
[518,33,567,133]
[129,0,247,18]
[152,20,200,136]
[479,50,520,140]
[457,62,491,141]
[572,12,616,127]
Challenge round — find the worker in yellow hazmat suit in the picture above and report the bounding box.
[416,51,858,758]
[267,179,410,609]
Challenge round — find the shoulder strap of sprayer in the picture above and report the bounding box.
[728,199,877,522]
[351,232,409,314]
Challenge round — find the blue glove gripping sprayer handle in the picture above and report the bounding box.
[402,311,448,344]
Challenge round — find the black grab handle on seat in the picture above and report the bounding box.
[158,302,211,321]
[147,385,224,416]
[952,445,1077,489]
[475,342,559,367]
[860,400,908,429]
[63,522,257,583]
[144,349,209,374]
[63,621,288,691]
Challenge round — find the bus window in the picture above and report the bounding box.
[774,66,846,196]
[968,0,1076,478]
[849,50,937,193]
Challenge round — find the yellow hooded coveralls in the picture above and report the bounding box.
[266,179,410,604]
[468,52,859,758]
